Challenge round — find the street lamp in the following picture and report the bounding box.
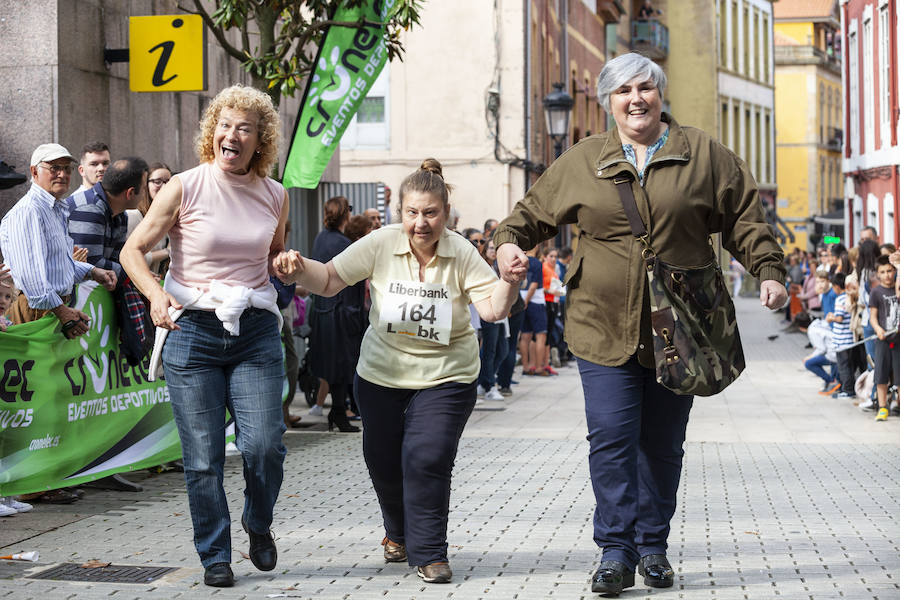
[543,82,574,159]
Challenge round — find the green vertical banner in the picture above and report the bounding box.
[282,0,397,188]
[0,282,181,496]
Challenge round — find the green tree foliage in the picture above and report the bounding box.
[178,1,423,108]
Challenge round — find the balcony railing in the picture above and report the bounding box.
[631,18,668,59]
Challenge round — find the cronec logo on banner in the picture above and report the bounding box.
[78,298,114,395]
[303,0,395,146]
[307,46,352,113]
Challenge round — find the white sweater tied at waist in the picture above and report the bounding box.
[147,273,283,381]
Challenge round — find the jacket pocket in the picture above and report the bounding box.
[563,253,584,289]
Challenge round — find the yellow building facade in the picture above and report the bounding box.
[774,1,842,250]
[663,1,779,211]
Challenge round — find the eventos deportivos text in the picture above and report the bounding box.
[68,387,170,422]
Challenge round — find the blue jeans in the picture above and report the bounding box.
[162,308,287,567]
[804,354,836,385]
[478,319,508,390]
[497,310,525,388]
[577,356,693,569]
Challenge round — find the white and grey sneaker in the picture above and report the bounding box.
[476,385,487,399]
[0,500,18,517]
[550,347,561,368]
[307,404,323,417]
[485,387,505,401]
[3,497,32,513]
[859,399,877,412]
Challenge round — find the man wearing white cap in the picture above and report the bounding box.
[0,143,117,332]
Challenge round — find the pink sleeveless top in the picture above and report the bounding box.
[168,162,284,290]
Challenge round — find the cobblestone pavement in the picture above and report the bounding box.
[2,296,899,599]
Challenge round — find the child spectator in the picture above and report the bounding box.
[868,255,900,421]
[804,316,838,395]
[844,274,870,393]
[827,273,855,399]
[0,273,33,515]
[0,277,14,331]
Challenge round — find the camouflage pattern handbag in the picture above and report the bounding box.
[614,177,745,396]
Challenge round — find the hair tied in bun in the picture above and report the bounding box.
[420,158,443,178]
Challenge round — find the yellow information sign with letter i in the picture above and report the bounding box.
[129,14,207,92]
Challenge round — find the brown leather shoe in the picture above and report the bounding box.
[417,562,452,583]
[381,536,407,562]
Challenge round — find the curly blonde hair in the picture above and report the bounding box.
[195,85,282,177]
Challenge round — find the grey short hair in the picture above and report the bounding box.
[596,53,667,112]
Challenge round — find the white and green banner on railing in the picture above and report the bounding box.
[0,282,181,496]
[282,0,398,188]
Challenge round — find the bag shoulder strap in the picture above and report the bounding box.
[612,175,663,315]
[612,175,647,239]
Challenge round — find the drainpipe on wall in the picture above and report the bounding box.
[843,1,852,159]
[504,162,512,214]
[891,0,899,147]
[524,0,532,193]
[894,165,900,243]
[561,0,569,86]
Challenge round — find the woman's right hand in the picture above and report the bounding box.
[149,288,183,330]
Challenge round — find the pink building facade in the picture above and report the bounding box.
[842,0,900,246]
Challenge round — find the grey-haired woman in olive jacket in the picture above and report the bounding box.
[494,53,787,595]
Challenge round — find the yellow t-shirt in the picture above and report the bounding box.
[332,224,498,389]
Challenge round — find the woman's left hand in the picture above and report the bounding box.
[759,280,788,310]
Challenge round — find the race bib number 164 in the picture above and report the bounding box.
[380,280,452,346]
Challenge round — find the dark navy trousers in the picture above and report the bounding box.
[577,356,693,569]
[354,376,476,566]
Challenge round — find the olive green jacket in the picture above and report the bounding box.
[493,114,786,368]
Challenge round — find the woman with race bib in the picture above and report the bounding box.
[280,159,524,583]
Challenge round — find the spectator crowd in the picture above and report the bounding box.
[783,226,900,422]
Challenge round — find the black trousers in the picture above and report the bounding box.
[577,356,693,569]
[836,345,865,394]
[354,375,476,566]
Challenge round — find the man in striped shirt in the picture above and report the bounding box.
[66,157,149,281]
[0,143,117,336]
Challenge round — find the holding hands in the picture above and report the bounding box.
[495,243,529,284]
[271,250,304,282]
